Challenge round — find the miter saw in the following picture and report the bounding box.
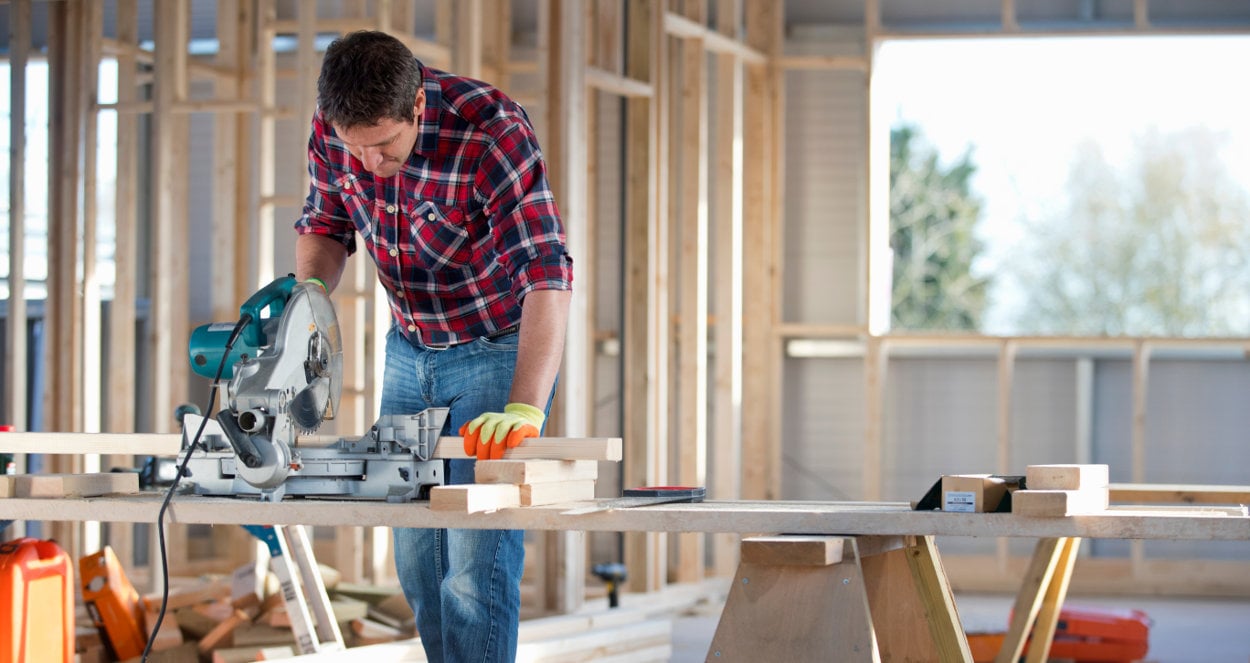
[181,275,448,502]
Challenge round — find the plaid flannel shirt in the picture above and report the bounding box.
[296,63,573,346]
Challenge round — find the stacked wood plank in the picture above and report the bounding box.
[430,452,608,514]
[1013,464,1110,517]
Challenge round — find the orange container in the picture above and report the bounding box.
[0,537,75,663]
[80,545,148,661]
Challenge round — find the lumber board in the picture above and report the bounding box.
[475,459,600,484]
[1025,464,1108,490]
[429,484,520,513]
[1012,488,1110,517]
[740,535,844,566]
[519,480,597,506]
[13,472,139,498]
[0,432,182,455]
[1110,482,1250,504]
[1,495,1247,541]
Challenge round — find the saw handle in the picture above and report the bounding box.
[238,275,297,347]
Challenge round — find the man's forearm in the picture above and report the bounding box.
[296,233,350,292]
[508,289,572,410]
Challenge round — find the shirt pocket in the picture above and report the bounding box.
[335,173,376,240]
[404,196,477,269]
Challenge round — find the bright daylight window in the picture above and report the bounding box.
[1,60,118,302]
[876,36,1250,337]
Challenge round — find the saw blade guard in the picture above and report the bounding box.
[226,279,343,449]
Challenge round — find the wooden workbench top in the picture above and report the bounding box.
[1,493,1246,541]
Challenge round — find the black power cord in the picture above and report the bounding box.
[140,313,252,662]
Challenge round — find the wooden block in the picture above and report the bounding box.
[231,623,297,648]
[1026,464,1109,490]
[121,642,199,663]
[143,578,231,613]
[519,480,597,506]
[211,647,269,663]
[231,559,267,609]
[196,609,251,653]
[350,617,404,645]
[14,471,138,497]
[941,475,1007,513]
[740,536,845,566]
[476,459,600,485]
[256,646,296,660]
[330,596,370,623]
[173,606,221,641]
[429,484,520,513]
[258,604,290,628]
[331,582,402,605]
[0,475,13,497]
[144,608,184,651]
[1012,488,1110,517]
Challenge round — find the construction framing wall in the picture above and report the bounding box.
[3,0,1250,612]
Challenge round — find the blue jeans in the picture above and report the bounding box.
[382,325,546,662]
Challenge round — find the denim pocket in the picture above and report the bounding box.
[477,329,520,351]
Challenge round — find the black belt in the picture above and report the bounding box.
[483,324,519,340]
[410,323,518,350]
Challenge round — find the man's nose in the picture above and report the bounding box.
[361,147,385,171]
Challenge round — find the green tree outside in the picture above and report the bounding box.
[890,124,989,331]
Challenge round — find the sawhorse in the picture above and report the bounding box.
[708,534,973,662]
[995,537,1082,663]
[243,524,345,655]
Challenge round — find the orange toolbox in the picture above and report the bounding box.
[80,545,148,661]
[0,537,75,663]
[970,606,1150,663]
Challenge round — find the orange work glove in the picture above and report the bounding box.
[460,402,545,461]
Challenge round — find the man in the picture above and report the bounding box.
[294,31,573,662]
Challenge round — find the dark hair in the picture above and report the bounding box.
[318,31,422,129]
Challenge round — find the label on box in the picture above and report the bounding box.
[944,491,976,512]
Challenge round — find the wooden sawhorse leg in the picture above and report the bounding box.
[707,534,973,662]
[994,536,1081,663]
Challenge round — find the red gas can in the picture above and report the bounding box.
[0,537,74,663]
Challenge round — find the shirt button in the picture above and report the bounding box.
[407,324,417,332]
[389,248,398,257]
[386,204,396,213]
[343,182,352,190]
[427,212,436,221]
[395,289,404,297]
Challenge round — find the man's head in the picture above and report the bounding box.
[319,31,426,178]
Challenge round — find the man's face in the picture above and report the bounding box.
[334,89,426,179]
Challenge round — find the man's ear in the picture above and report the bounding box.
[414,88,426,120]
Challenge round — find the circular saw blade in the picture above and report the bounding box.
[284,281,343,432]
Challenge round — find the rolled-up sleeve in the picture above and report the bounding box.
[294,113,357,255]
[478,121,574,302]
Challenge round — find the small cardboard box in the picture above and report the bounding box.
[941,474,1008,513]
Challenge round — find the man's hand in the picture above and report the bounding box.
[460,403,546,461]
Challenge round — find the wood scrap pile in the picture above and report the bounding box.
[74,559,415,663]
[261,578,731,663]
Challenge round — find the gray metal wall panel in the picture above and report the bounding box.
[782,68,865,325]
[782,356,866,501]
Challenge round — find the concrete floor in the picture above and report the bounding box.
[670,593,1250,662]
